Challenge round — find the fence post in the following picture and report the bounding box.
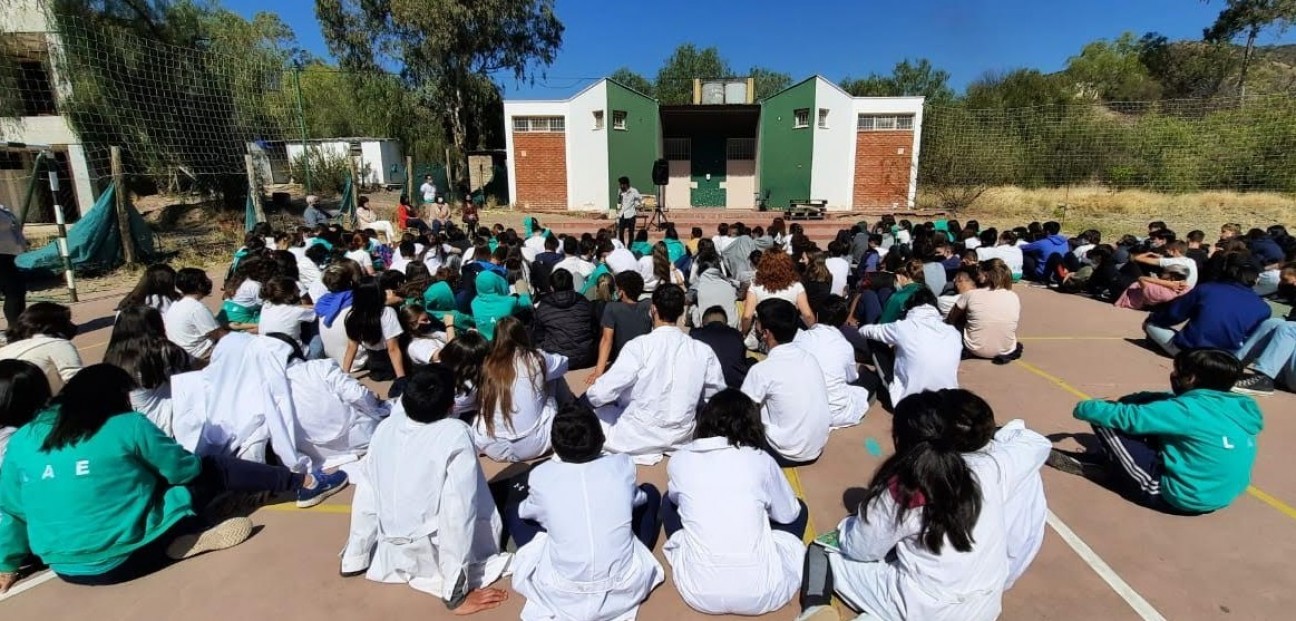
[292,64,311,195]
[445,147,455,199]
[109,146,138,266]
[47,163,77,302]
[244,153,266,224]
[405,155,414,200]
[348,157,361,226]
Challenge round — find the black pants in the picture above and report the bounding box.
[57,456,302,586]
[0,254,26,328]
[617,216,636,247]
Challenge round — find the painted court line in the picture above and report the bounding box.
[1044,511,1167,621]
[1019,336,1126,341]
[263,503,352,515]
[0,570,57,603]
[782,467,819,545]
[1015,359,1296,521]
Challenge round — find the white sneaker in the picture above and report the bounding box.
[165,517,254,560]
[794,605,841,621]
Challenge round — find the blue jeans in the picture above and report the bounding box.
[1142,320,1180,357]
[1237,318,1296,387]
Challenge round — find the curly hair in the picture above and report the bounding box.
[753,250,799,292]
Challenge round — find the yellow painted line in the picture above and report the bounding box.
[78,339,110,351]
[1019,336,1125,341]
[1016,359,1296,523]
[782,466,819,544]
[262,503,353,515]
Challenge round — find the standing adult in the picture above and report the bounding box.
[0,203,28,331]
[617,176,642,248]
[419,174,437,207]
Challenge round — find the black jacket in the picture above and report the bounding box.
[690,322,751,389]
[533,291,597,370]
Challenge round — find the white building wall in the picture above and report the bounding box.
[0,0,51,31]
[811,78,856,210]
[564,80,609,211]
[850,96,925,208]
[357,140,402,185]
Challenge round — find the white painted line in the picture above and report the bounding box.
[0,570,57,603]
[1046,510,1166,621]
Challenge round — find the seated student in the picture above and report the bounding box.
[257,277,318,349]
[1232,265,1296,396]
[163,268,228,361]
[741,299,831,465]
[506,403,665,621]
[439,331,491,420]
[341,278,407,383]
[554,237,594,292]
[629,228,652,257]
[938,265,978,317]
[947,258,1023,362]
[590,271,652,382]
[688,253,739,329]
[532,269,597,370]
[1142,255,1270,357]
[689,305,751,389]
[0,365,348,592]
[1115,263,1192,310]
[104,307,193,435]
[0,360,50,465]
[663,389,808,616]
[878,259,927,324]
[1020,221,1069,282]
[1134,240,1199,288]
[795,389,1051,621]
[471,269,531,341]
[399,305,450,366]
[1051,349,1262,515]
[115,264,180,318]
[794,295,872,429]
[219,256,274,326]
[586,285,725,464]
[0,302,83,394]
[471,317,569,462]
[859,288,962,410]
[341,365,511,614]
[639,241,685,294]
[422,279,476,330]
[976,230,1024,282]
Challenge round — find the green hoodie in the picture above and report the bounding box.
[1074,389,1263,513]
[471,271,531,340]
[879,282,925,324]
[422,281,475,329]
[0,409,201,575]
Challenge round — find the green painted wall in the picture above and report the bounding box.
[758,79,815,210]
[691,136,726,207]
[607,81,661,208]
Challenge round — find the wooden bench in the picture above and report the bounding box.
[786,199,827,220]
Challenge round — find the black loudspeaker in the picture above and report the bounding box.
[652,158,669,186]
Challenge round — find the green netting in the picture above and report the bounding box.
[16,183,155,274]
[336,174,355,226]
[244,192,257,232]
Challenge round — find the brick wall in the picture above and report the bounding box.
[513,132,568,209]
[853,131,914,209]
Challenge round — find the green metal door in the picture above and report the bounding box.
[690,136,726,207]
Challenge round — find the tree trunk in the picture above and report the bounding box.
[448,85,467,194]
[1239,26,1259,101]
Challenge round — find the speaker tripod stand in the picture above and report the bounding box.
[649,185,672,231]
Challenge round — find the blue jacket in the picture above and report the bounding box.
[1247,236,1285,266]
[1021,234,1069,278]
[1149,281,1270,351]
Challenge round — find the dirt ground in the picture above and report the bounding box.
[2,265,1296,620]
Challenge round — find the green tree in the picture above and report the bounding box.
[654,44,731,105]
[1064,32,1162,101]
[315,0,563,179]
[1204,0,1296,97]
[609,67,654,97]
[749,66,791,100]
[963,69,1072,109]
[1138,34,1234,99]
[840,59,954,105]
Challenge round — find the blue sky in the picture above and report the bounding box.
[224,0,1296,97]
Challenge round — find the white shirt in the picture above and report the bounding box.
[827,420,1050,621]
[512,454,664,621]
[389,254,412,274]
[341,410,511,601]
[794,325,870,428]
[977,244,1024,277]
[1159,255,1199,288]
[586,326,725,457]
[297,255,323,294]
[965,238,982,250]
[0,335,83,395]
[712,235,734,254]
[618,187,642,219]
[663,438,805,616]
[258,303,317,345]
[826,257,851,296]
[231,280,262,308]
[740,342,831,462]
[553,256,594,291]
[471,351,569,463]
[320,308,367,372]
[408,335,447,365]
[419,181,437,203]
[355,306,404,351]
[345,249,374,275]
[859,305,962,406]
[164,296,221,359]
[523,234,548,256]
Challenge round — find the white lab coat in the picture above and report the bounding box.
[663,438,805,615]
[131,385,175,437]
[793,325,870,428]
[827,422,1051,621]
[994,420,1050,589]
[341,404,511,600]
[471,351,569,463]
[586,326,725,460]
[287,358,390,469]
[740,343,831,463]
[858,305,962,407]
[512,454,664,621]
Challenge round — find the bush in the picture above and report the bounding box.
[289,148,371,196]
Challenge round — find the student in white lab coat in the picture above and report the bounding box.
[857,287,962,410]
[472,316,570,462]
[740,298,831,465]
[793,295,872,429]
[662,389,807,616]
[585,284,726,464]
[507,402,665,621]
[795,389,1051,621]
[341,364,511,614]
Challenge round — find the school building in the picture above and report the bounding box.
[502,76,924,213]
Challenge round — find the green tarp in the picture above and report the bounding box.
[16,183,155,274]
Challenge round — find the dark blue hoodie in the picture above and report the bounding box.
[1021,234,1069,278]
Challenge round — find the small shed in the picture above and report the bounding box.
[253,138,403,186]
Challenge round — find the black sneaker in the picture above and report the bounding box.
[1046,449,1109,478]
[1233,374,1275,397]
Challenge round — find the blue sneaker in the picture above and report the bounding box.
[297,469,349,508]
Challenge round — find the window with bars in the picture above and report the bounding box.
[512,116,566,132]
[794,108,810,129]
[612,110,627,130]
[664,138,691,160]
[857,114,916,131]
[818,108,829,129]
[18,60,57,116]
[726,138,755,160]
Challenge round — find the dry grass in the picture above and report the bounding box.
[928,185,1296,238]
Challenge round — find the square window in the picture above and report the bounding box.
[875,116,897,130]
[593,110,604,130]
[513,117,530,132]
[818,108,829,129]
[794,108,810,129]
[857,115,875,131]
[897,115,914,130]
[612,110,627,130]
[548,117,565,132]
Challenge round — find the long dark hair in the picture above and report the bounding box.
[0,359,52,428]
[477,316,546,436]
[694,388,765,449]
[345,278,388,345]
[104,307,193,390]
[439,330,489,396]
[116,264,179,311]
[859,389,995,555]
[41,364,137,453]
[8,302,77,342]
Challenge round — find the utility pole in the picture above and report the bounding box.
[292,63,311,195]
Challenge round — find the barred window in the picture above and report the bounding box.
[513,116,566,132]
[858,114,915,131]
